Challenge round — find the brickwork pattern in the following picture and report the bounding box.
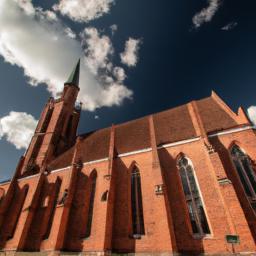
[0,86,255,255]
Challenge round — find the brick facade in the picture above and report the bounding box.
[0,74,256,255]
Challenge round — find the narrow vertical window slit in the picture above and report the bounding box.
[131,167,145,237]
[84,171,97,238]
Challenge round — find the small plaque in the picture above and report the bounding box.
[226,235,239,244]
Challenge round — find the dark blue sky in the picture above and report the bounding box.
[1,0,256,181]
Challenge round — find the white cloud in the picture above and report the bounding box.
[81,27,114,74]
[120,38,141,67]
[0,0,133,111]
[79,27,132,111]
[64,27,77,39]
[221,22,238,31]
[53,0,115,23]
[94,115,99,119]
[0,112,37,149]
[13,0,35,15]
[192,0,221,28]
[247,106,256,126]
[113,67,126,82]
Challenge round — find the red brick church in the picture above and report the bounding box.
[0,61,256,255]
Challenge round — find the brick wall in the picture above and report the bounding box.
[0,92,255,255]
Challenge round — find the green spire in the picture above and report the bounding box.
[65,59,80,87]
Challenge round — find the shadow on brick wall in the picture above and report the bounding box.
[0,184,29,250]
[111,158,135,253]
[63,171,90,251]
[159,148,204,255]
[210,137,256,243]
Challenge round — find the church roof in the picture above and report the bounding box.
[47,92,250,171]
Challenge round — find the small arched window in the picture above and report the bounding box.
[177,156,210,236]
[101,190,108,202]
[131,167,145,238]
[231,145,256,210]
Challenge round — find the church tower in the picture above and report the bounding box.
[19,60,81,177]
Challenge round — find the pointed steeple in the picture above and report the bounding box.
[65,59,80,87]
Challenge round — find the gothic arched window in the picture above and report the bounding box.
[84,170,97,238]
[131,167,145,238]
[177,156,210,236]
[231,145,256,210]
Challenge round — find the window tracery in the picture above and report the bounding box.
[177,156,210,236]
[231,145,256,211]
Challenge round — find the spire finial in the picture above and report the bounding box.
[65,59,80,87]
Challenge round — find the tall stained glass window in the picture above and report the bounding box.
[231,145,256,210]
[178,156,210,236]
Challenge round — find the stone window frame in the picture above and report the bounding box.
[230,144,256,212]
[177,155,211,238]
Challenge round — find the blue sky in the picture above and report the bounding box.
[0,0,256,181]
